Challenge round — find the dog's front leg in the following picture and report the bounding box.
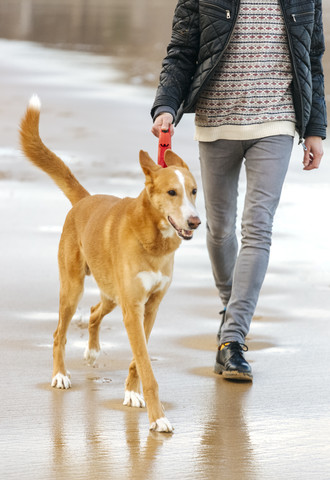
[122,303,173,433]
[124,291,166,403]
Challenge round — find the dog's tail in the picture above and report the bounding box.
[19,95,90,206]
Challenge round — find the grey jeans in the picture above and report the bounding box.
[199,136,294,345]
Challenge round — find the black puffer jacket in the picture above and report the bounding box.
[151,0,327,140]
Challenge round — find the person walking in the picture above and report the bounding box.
[151,0,327,381]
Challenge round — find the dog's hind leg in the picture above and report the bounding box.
[123,359,145,408]
[52,239,85,389]
[52,280,84,388]
[84,295,116,366]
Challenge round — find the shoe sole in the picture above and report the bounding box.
[214,361,253,382]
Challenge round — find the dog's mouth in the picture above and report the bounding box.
[168,216,194,241]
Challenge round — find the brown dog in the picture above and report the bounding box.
[20,96,200,432]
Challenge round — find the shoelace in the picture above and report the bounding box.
[219,341,248,353]
[229,341,248,353]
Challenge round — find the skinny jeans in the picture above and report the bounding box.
[199,136,293,345]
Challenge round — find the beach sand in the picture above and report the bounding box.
[0,12,330,479]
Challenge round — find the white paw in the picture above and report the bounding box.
[149,417,174,433]
[84,347,100,366]
[51,373,71,389]
[123,390,146,408]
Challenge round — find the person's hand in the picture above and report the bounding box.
[303,136,324,170]
[151,113,174,138]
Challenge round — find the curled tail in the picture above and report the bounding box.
[19,95,90,205]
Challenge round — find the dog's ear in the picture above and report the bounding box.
[139,150,161,177]
[164,150,189,170]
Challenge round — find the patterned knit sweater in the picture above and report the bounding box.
[195,0,296,141]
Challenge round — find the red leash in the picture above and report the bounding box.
[157,129,172,168]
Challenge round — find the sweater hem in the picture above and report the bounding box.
[194,121,296,142]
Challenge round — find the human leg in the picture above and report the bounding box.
[219,135,294,345]
[199,140,244,307]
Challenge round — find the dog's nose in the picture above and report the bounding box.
[187,216,201,230]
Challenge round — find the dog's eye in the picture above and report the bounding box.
[192,188,197,195]
[167,190,177,196]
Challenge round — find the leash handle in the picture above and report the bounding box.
[157,129,172,168]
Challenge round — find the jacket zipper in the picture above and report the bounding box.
[184,1,237,113]
[203,2,231,19]
[279,0,305,141]
[291,11,314,22]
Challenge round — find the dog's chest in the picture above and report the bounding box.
[137,270,170,295]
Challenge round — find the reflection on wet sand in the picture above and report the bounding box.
[50,380,170,479]
[198,381,256,480]
[49,367,255,479]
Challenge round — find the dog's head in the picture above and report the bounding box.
[139,150,201,240]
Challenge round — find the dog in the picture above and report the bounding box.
[19,96,201,433]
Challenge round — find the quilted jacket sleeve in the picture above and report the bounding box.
[151,0,200,121]
[304,0,327,138]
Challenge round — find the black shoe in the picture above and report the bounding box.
[214,341,253,381]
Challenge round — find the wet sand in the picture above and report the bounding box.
[1,22,330,480]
